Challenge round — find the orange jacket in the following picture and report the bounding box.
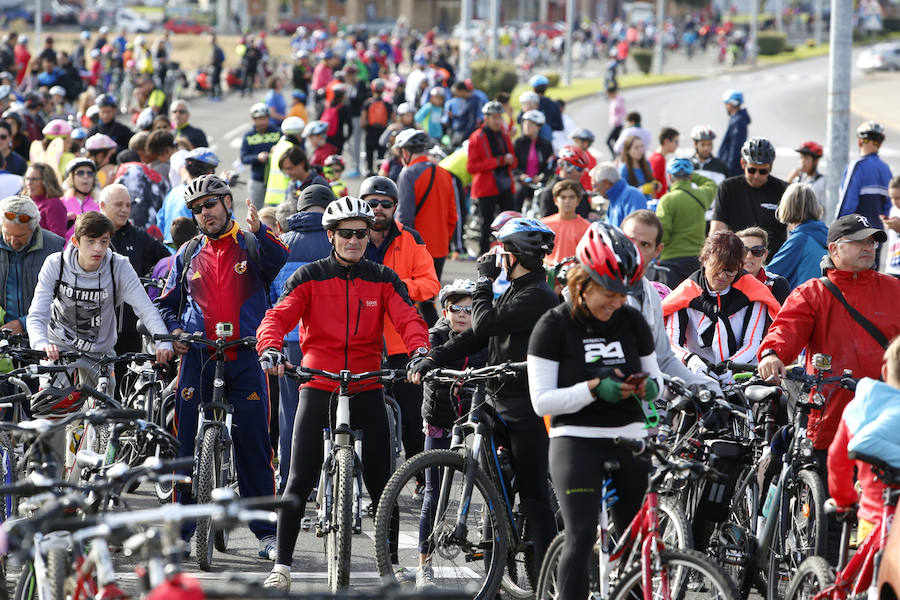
[395,155,458,259]
[380,222,440,356]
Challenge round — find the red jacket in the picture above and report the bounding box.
[256,254,429,392]
[467,125,516,199]
[758,265,900,448]
[828,420,884,524]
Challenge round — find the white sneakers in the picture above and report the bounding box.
[264,567,290,590]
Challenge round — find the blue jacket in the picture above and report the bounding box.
[718,108,750,177]
[156,183,192,244]
[240,125,281,183]
[766,219,828,290]
[604,178,648,228]
[845,377,900,469]
[538,95,564,131]
[269,211,331,343]
[836,153,893,226]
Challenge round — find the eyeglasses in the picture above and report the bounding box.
[3,212,32,223]
[366,199,395,209]
[448,304,472,314]
[334,228,369,240]
[0,134,8,140]
[837,237,880,248]
[715,268,739,279]
[746,167,769,175]
[171,109,188,114]
[188,198,220,214]
[562,162,583,172]
[743,245,766,257]
[74,170,94,178]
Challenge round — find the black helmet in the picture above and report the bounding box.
[393,129,429,154]
[741,137,776,165]
[296,184,335,212]
[359,175,398,201]
[184,174,232,206]
[64,157,97,179]
[31,386,85,418]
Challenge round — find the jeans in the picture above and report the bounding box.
[418,435,452,554]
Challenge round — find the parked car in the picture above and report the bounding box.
[857,42,900,72]
[164,18,211,34]
[273,18,324,35]
[116,7,152,33]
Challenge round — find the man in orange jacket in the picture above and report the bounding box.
[362,175,440,479]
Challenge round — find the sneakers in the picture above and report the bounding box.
[412,482,426,502]
[416,563,437,589]
[394,566,417,583]
[258,535,277,560]
[263,569,290,590]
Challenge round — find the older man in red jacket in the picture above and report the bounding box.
[467,101,516,254]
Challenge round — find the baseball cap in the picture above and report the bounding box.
[827,214,887,244]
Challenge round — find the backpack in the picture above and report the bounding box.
[322,106,339,137]
[366,99,389,128]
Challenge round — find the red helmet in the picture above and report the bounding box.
[558,145,590,171]
[575,222,645,295]
[795,141,823,158]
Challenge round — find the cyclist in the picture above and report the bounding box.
[157,147,219,245]
[787,141,826,203]
[255,197,429,590]
[662,230,780,382]
[717,89,749,176]
[240,102,280,209]
[736,226,790,304]
[322,154,348,197]
[690,124,728,184]
[591,161,645,228]
[538,146,592,219]
[87,94,132,154]
[836,121,893,232]
[513,110,555,212]
[410,217,560,580]
[766,183,829,290]
[155,174,288,560]
[263,116,305,207]
[569,127,597,192]
[528,221,659,600]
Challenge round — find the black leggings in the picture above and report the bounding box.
[275,387,392,566]
[550,436,651,600]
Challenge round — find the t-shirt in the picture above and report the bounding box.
[529,303,654,429]
[541,214,590,266]
[712,175,788,255]
[887,205,900,276]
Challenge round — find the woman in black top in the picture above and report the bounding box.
[528,222,661,600]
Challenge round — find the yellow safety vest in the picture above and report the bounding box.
[264,137,294,206]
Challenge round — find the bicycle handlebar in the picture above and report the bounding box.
[423,361,527,383]
[152,332,257,350]
[712,360,758,375]
[285,365,407,384]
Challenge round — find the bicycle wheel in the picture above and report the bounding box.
[45,548,70,600]
[534,531,565,600]
[214,438,237,552]
[326,446,354,591]
[784,557,834,600]
[609,548,740,600]
[154,393,178,503]
[766,469,826,600]
[13,561,36,600]
[0,436,17,522]
[195,427,221,571]
[373,449,507,600]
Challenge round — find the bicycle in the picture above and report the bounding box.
[785,453,900,600]
[153,326,257,571]
[373,362,564,600]
[534,437,735,600]
[285,364,406,591]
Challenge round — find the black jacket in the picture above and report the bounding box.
[89,120,134,155]
[111,222,171,333]
[512,136,555,182]
[430,270,558,419]
[422,319,489,429]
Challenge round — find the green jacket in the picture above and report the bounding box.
[657,173,717,260]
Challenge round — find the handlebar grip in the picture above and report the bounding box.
[0,393,28,405]
[508,361,527,372]
[613,437,646,454]
[86,408,145,422]
[156,456,195,472]
[725,362,758,374]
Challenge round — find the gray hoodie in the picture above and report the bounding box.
[27,245,172,355]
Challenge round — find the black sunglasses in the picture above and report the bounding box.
[334,228,369,239]
[189,198,220,214]
[366,199,395,209]
[743,245,766,257]
[746,167,769,175]
[74,169,94,178]
[562,161,583,172]
[448,304,472,314]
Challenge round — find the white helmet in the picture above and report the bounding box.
[250,102,268,118]
[322,196,375,229]
[281,116,305,135]
[521,109,545,126]
[438,279,476,306]
[519,91,540,105]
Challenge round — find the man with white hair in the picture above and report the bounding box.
[0,195,64,334]
[170,100,208,148]
[591,161,648,228]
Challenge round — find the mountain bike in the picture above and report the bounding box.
[285,364,407,591]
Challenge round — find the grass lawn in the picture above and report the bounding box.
[757,30,900,65]
[509,72,698,111]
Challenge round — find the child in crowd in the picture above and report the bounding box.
[323,155,348,197]
[541,179,590,267]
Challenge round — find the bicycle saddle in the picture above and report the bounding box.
[743,385,782,404]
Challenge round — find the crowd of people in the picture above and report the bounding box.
[0,17,898,600]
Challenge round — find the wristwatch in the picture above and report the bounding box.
[412,347,429,358]
[477,276,493,285]
[760,349,779,361]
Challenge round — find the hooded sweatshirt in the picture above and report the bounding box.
[766,219,829,290]
[27,245,172,354]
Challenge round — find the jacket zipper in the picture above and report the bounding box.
[354,298,363,335]
[344,272,350,369]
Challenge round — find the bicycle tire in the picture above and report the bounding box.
[326,446,354,591]
[534,531,565,600]
[766,469,827,600]
[373,449,507,600]
[609,548,740,600]
[45,548,69,600]
[195,427,220,571]
[784,556,834,600]
[214,436,236,552]
[0,436,17,522]
[12,561,35,600]
[154,392,178,503]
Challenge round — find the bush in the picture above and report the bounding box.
[884,17,900,32]
[470,60,518,99]
[631,48,653,74]
[546,73,560,88]
[757,31,787,55]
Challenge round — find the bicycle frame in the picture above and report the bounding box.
[191,346,235,500]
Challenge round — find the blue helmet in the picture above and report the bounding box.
[722,89,743,106]
[185,147,220,167]
[529,74,549,88]
[666,157,694,177]
[71,127,88,141]
[497,218,555,257]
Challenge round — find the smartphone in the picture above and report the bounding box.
[625,372,650,386]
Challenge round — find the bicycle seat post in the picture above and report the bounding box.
[335,370,352,447]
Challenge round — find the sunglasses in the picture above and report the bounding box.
[562,162,583,172]
[746,167,769,175]
[189,198,220,214]
[172,109,188,114]
[4,211,32,223]
[366,199,395,209]
[743,245,766,257]
[334,228,369,240]
[447,304,472,314]
[74,170,94,178]
[0,134,7,140]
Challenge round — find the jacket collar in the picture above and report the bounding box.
[0,228,40,254]
[822,254,878,284]
[510,269,545,290]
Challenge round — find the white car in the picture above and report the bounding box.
[857,42,900,72]
[116,7,152,33]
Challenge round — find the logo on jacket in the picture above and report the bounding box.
[365,300,378,308]
[181,387,195,400]
[584,341,625,363]
[191,271,201,280]
[234,261,247,275]
[247,391,260,401]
